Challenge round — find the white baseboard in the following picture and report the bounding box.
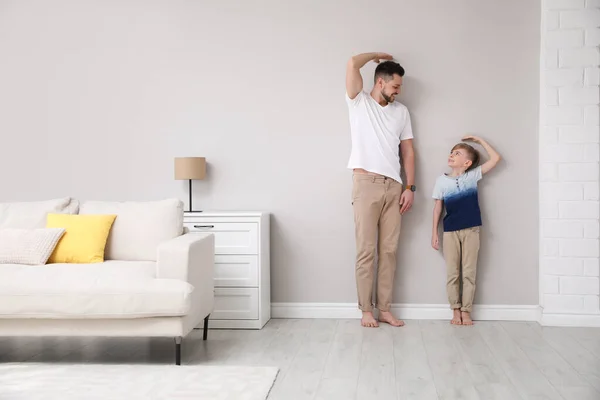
[540,312,600,327]
[271,303,542,322]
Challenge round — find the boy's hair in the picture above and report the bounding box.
[452,143,480,171]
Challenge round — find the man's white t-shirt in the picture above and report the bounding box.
[346,90,413,183]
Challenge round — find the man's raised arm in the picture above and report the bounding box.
[346,52,393,99]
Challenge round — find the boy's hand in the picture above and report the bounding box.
[463,134,502,175]
[431,234,439,250]
[462,135,482,144]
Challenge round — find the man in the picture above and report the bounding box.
[345,52,415,328]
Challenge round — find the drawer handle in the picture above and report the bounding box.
[194,225,214,229]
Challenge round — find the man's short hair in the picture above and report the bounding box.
[374,61,405,82]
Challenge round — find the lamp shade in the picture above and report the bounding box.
[174,157,206,180]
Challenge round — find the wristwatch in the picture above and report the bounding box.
[406,185,416,192]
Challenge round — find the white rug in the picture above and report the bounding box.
[0,363,279,400]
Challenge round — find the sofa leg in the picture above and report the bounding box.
[175,336,182,365]
[203,314,210,341]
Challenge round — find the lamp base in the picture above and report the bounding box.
[186,179,204,213]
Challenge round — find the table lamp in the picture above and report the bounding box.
[174,157,206,212]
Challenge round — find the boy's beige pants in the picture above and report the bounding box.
[443,227,480,313]
[352,173,403,312]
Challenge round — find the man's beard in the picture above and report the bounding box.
[381,91,395,104]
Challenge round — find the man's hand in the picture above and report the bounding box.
[399,190,414,215]
[373,52,393,63]
[431,234,440,250]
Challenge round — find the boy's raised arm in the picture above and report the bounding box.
[462,135,501,175]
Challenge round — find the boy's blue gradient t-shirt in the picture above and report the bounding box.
[432,166,482,232]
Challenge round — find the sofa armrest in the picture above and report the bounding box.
[156,233,214,286]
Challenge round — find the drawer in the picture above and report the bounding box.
[215,255,258,287]
[184,222,258,255]
[212,288,258,320]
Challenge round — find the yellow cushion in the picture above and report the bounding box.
[46,213,117,263]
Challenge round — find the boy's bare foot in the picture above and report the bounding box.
[451,309,462,325]
[378,310,405,327]
[361,311,379,328]
[461,311,474,325]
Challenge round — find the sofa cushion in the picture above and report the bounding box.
[0,228,66,265]
[0,198,79,229]
[78,199,183,261]
[0,261,193,318]
[46,213,116,264]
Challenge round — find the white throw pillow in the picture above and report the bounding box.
[0,228,66,265]
[0,198,79,229]
[79,198,183,261]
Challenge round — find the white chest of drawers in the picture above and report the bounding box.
[183,211,270,329]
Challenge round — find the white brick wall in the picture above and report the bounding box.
[587,28,600,45]
[547,0,585,9]
[588,0,600,8]
[558,201,599,218]
[542,257,585,275]
[546,68,585,86]
[585,67,600,85]
[561,8,600,28]
[543,220,584,237]
[559,126,599,142]
[560,276,600,294]
[559,86,599,104]
[559,238,599,257]
[585,105,600,124]
[540,0,600,316]
[558,163,599,181]
[584,258,600,275]
[584,182,599,199]
[559,47,600,67]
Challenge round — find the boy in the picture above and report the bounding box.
[431,135,501,325]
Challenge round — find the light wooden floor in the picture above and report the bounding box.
[1,319,599,400]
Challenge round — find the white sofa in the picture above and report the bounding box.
[0,197,214,365]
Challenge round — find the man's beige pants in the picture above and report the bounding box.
[352,173,403,312]
[443,227,480,313]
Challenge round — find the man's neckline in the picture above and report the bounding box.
[369,92,391,108]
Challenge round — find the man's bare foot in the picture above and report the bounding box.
[361,311,379,328]
[378,310,405,327]
[451,309,462,325]
[461,311,474,325]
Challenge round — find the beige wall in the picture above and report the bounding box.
[0,0,541,305]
